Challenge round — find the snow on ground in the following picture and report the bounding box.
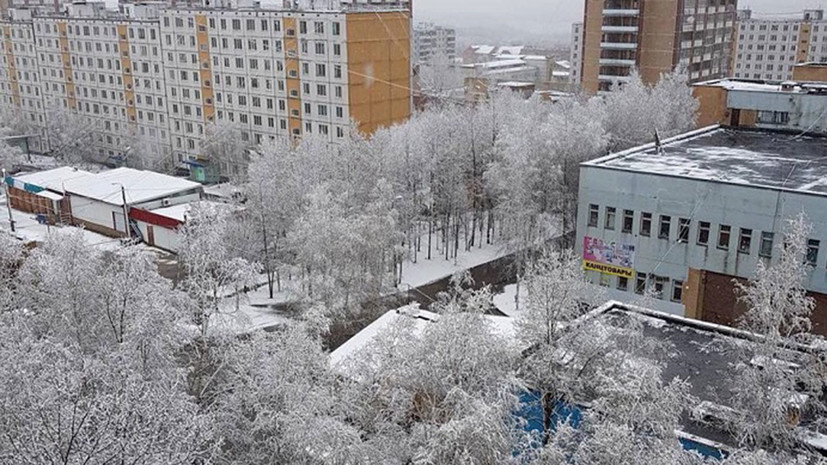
[397,239,510,290]
[0,195,126,250]
[210,301,293,333]
[492,283,525,318]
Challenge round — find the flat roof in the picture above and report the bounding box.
[149,200,235,222]
[63,167,201,206]
[584,127,827,195]
[12,166,96,192]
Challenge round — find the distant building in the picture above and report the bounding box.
[734,9,827,82]
[692,78,827,132]
[580,0,738,94]
[576,126,827,334]
[461,54,572,101]
[413,22,456,65]
[570,22,582,88]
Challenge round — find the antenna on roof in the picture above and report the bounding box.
[654,129,664,155]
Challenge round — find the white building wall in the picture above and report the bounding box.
[570,22,582,88]
[576,165,827,316]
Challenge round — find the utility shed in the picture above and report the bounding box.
[129,200,231,253]
[4,167,95,224]
[63,167,203,237]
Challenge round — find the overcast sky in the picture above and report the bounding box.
[413,0,827,43]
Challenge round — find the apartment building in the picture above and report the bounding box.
[413,22,455,65]
[734,9,827,82]
[0,1,411,176]
[580,0,738,94]
[0,9,44,149]
[570,22,582,88]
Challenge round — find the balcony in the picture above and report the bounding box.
[598,74,632,82]
[603,9,639,16]
[601,42,637,50]
[601,25,638,33]
[599,58,636,66]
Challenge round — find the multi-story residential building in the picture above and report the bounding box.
[576,126,827,333]
[413,22,455,65]
[734,9,827,82]
[570,22,582,88]
[580,0,738,94]
[0,0,411,176]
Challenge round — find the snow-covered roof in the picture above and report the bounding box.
[481,66,536,77]
[694,78,806,93]
[471,45,495,55]
[330,304,516,378]
[497,81,535,88]
[63,167,202,206]
[12,166,95,192]
[496,45,524,55]
[149,200,236,223]
[203,182,243,199]
[465,58,526,70]
[585,127,827,195]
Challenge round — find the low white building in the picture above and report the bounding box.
[62,167,202,237]
[130,200,232,252]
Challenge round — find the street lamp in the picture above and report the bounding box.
[112,182,130,239]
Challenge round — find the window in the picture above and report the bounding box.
[671,280,684,303]
[698,221,710,245]
[807,239,820,266]
[718,225,731,250]
[635,272,646,295]
[622,210,633,233]
[640,212,652,236]
[653,275,666,299]
[332,22,340,35]
[738,228,752,254]
[599,273,611,287]
[678,218,690,243]
[759,232,774,257]
[617,276,628,292]
[605,207,616,230]
[658,215,671,239]
[588,204,598,227]
[757,110,790,125]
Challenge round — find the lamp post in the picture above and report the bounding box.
[2,168,15,233]
[112,182,130,239]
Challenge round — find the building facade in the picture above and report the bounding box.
[570,22,582,88]
[0,1,411,174]
[733,9,827,82]
[580,0,738,94]
[576,127,827,322]
[693,78,827,132]
[412,21,455,65]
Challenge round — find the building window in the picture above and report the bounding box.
[588,204,598,227]
[738,228,752,254]
[698,221,710,245]
[635,272,646,295]
[622,210,633,233]
[757,110,790,125]
[599,273,611,287]
[617,276,628,292]
[678,218,690,243]
[807,239,820,266]
[605,207,616,230]
[759,232,774,257]
[640,212,652,237]
[718,225,731,250]
[658,215,671,239]
[671,280,684,303]
[653,275,666,299]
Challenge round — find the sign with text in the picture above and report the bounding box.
[582,236,635,279]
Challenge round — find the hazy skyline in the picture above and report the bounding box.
[414,0,827,44]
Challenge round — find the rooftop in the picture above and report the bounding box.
[584,127,827,195]
[694,78,827,94]
[149,200,236,222]
[62,167,202,205]
[11,166,95,192]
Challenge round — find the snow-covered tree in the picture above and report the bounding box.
[124,131,176,173]
[726,213,827,452]
[203,119,252,182]
[418,51,463,97]
[42,99,98,164]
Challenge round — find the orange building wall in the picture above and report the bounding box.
[580,0,604,95]
[346,11,411,136]
[792,63,827,82]
[692,85,728,127]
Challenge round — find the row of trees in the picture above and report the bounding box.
[228,71,698,320]
[1,213,824,464]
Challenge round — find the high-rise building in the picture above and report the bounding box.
[570,22,582,88]
[579,0,738,94]
[0,0,412,174]
[412,22,455,65]
[733,9,827,82]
